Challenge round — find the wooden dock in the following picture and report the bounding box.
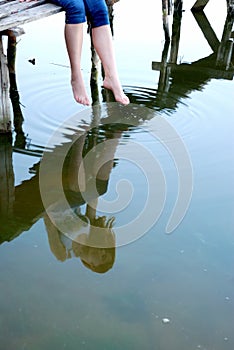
[0,0,62,32]
[1,0,234,133]
[0,0,63,133]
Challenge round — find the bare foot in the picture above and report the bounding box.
[71,74,90,106]
[103,76,129,105]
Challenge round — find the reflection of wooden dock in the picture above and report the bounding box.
[152,62,234,80]
[156,0,234,97]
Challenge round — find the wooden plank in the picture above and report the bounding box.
[0,12,11,20]
[191,0,210,12]
[0,0,14,4]
[0,36,11,133]
[0,0,46,17]
[0,3,63,32]
[0,0,16,3]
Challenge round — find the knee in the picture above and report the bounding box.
[55,0,86,24]
[86,0,110,28]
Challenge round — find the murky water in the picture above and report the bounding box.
[0,0,234,349]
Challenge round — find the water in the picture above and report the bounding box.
[0,0,234,349]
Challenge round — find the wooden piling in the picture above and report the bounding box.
[216,2,234,69]
[157,41,171,93]
[0,35,11,133]
[162,0,172,42]
[7,30,26,147]
[169,1,183,63]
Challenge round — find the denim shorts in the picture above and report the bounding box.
[51,0,110,27]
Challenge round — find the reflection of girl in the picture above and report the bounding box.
[74,216,115,273]
[44,212,116,274]
[43,123,122,273]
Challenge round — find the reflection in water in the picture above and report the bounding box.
[0,115,123,273]
[43,117,124,273]
[0,102,153,271]
[0,0,233,263]
[0,134,14,218]
[44,213,116,273]
[148,1,234,112]
[0,2,234,349]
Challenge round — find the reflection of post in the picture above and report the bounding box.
[0,35,11,133]
[155,1,183,92]
[0,135,15,218]
[216,2,234,69]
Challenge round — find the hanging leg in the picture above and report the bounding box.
[65,23,91,106]
[91,25,129,105]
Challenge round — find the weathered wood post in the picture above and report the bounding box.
[162,0,173,42]
[154,0,183,94]
[216,0,234,69]
[157,41,170,93]
[169,0,183,63]
[0,35,11,133]
[7,28,26,148]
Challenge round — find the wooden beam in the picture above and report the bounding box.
[192,10,220,52]
[191,0,210,12]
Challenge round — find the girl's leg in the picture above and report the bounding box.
[84,0,129,105]
[50,0,90,105]
[65,23,90,105]
[92,25,129,105]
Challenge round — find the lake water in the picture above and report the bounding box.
[0,0,234,349]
